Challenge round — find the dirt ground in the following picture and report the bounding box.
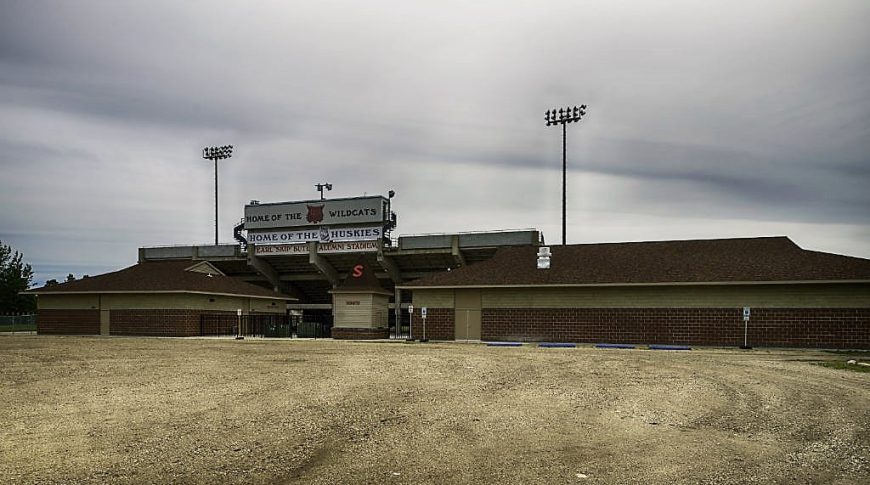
[0,336,868,484]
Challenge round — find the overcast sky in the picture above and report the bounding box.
[1,0,869,285]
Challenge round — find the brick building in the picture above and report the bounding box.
[399,237,870,349]
[27,260,290,336]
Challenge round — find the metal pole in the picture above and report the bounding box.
[214,159,219,245]
[562,122,567,246]
[395,290,401,339]
[743,318,748,347]
[545,106,585,247]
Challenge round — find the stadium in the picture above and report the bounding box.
[26,193,870,348]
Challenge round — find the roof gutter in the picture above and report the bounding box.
[396,279,870,290]
[23,290,295,301]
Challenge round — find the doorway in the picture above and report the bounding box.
[454,289,481,341]
[100,309,110,336]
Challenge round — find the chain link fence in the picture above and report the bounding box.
[0,314,37,333]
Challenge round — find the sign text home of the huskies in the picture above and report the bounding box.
[247,225,383,244]
[244,196,387,230]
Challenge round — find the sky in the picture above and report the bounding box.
[1,0,869,286]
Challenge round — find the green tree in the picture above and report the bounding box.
[0,240,36,313]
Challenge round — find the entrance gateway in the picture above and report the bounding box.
[135,192,543,339]
[242,195,396,338]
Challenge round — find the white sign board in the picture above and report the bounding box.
[247,225,383,245]
[244,196,387,230]
[408,304,414,314]
[254,240,379,256]
[421,307,427,318]
[743,307,751,321]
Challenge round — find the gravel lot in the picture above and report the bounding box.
[1,336,868,484]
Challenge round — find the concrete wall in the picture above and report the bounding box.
[250,298,285,313]
[411,284,870,310]
[139,244,239,261]
[36,293,283,336]
[409,284,870,348]
[480,284,870,309]
[38,293,285,313]
[101,294,252,312]
[398,230,539,250]
[37,294,100,310]
[413,289,454,308]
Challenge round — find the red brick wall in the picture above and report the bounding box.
[481,308,870,349]
[331,327,390,339]
[749,308,870,349]
[37,309,100,335]
[409,308,454,340]
[110,310,236,337]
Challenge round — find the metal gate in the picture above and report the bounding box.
[200,312,330,338]
[200,313,295,338]
[296,310,332,338]
[390,309,411,339]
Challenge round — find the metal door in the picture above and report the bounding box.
[454,289,482,341]
[100,309,110,336]
[455,309,481,341]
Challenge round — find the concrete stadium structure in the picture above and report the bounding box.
[27,193,870,348]
[133,228,543,337]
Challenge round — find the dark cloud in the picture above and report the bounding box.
[1,0,869,284]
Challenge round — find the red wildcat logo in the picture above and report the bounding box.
[306,204,325,223]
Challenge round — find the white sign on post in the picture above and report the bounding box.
[421,307,427,318]
[408,304,414,314]
[743,307,751,321]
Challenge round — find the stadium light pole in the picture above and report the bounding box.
[202,145,234,245]
[316,182,333,200]
[545,105,587,245]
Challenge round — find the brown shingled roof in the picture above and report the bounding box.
[27,260,292,300]
[400,237,870,288]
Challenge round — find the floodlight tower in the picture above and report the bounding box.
[545,105,587,245]
[202,145,233,245]
[316,182,333,200]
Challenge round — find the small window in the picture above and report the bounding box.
[209,298,215,303]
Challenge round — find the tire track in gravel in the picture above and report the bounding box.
[3,339,869,485]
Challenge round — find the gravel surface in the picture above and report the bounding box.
[1,336,868,484]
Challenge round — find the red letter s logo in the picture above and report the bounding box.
[352,264,364,278]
